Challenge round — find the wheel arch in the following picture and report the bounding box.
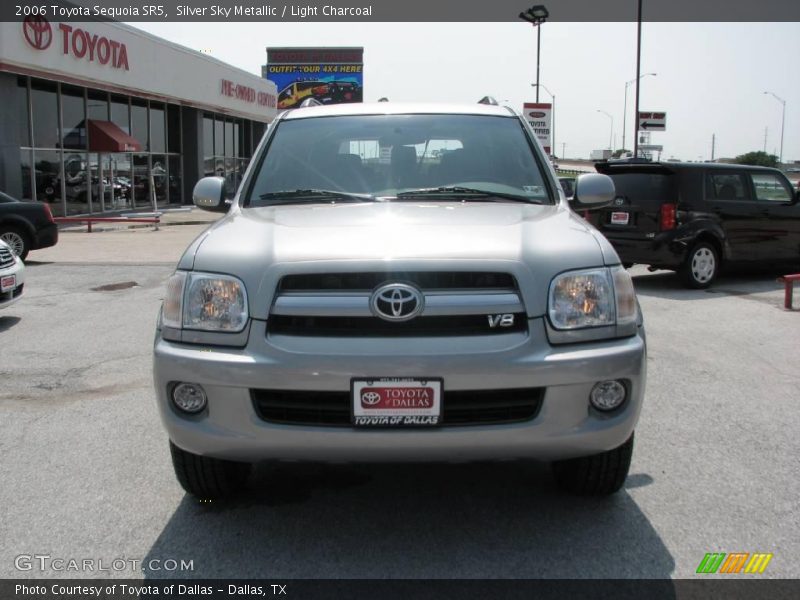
[0,215,36,239]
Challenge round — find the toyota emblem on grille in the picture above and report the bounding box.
[23,16,52,51]
[361,391,381,405]
[370,283,424,322]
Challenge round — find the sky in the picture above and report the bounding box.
[130,21,800,162]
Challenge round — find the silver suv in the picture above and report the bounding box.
[154,102,646,498]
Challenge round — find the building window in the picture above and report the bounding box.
[167,104,181,154]
[61,85,86,150]
[31,81,59,149]
[87,90,109,121]
[33,150,62,212]
[150,103,166,153]
[131,100,148,150]
[19,149,33,201]
[111,95,130,134]
[17,77,30,147]
[214,117,224,156]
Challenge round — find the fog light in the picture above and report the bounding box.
[171,382,207,414]
[590,380,626,411]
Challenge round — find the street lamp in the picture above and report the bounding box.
[532,83,555,157]
[518,5,549,103]
[764,91,786,165]
[622,72,656,152]
[597,110,614,151]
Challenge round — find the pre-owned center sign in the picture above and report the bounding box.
[523,102,552,154]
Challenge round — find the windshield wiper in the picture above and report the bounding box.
[257,189,376,205]
[394,186,541,203]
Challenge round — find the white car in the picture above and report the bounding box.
[0,239,25,309]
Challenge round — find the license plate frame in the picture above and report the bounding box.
[610,211,630,226]
[0,274,15,292]
[351,377,443,427]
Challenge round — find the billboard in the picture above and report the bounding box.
[523,102,552,155]
[264,47,363,110]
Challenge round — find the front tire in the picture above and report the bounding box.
[169,442,251,499]
[680,242,719,289]
[552,433,634,496]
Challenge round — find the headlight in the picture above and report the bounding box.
[548,266,636,330]
[549,268,615,329]
[161,271,248,332]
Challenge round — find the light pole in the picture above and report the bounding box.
[532,83,555,157]
[623,72,656,152]
[519,5,549,103]
[764,91,786,164]
[597,110,613,151]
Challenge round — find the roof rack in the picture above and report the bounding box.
[478,96,499,105]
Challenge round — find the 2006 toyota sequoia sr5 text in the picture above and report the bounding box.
[153,102,647,498]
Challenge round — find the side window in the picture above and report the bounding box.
[751,173,793,202]
[707,173,750,201]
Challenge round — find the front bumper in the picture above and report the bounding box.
[0,263,25,309]
[153,318,646,463]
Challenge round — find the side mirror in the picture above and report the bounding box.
[192,176,228,212]
[571,173,615,209]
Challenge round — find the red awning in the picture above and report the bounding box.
[87,120,142,152]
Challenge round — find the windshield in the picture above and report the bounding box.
[245,114,552,206]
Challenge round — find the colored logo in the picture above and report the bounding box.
[528,111,546,118]
[696,552,773,574]
[23,16,52,50]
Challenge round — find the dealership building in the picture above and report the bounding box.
[0,18,277,215]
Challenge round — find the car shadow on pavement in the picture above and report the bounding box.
[632,268,789,304]
[143,461,675,582]
[0,316,21,332]
[19,260,54,267]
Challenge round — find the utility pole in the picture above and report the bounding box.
[763,127,768,153]
[562,142,566,159]
[633,0,643,158]
[711,134,715,161]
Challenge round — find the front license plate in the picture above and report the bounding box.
[0,275,15,292]
[610,211,630,226]
[352,378,443,427]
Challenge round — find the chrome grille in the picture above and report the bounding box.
[0,247,15,269]
[268,271,527,337]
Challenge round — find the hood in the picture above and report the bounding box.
[183,202,613,318]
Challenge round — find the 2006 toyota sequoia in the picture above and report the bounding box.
[154,102,647,498]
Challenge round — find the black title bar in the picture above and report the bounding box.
[2,0,800,22]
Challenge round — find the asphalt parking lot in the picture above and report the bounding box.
[1,218,798,580]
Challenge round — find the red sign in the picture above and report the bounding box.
[221,79,276,108]
[360,387,435,410]
[22,17,129,71]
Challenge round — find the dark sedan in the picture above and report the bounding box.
[0,191,59,260]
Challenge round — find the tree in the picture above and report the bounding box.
[732,151,779,168]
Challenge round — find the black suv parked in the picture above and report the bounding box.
[588,161,800,287]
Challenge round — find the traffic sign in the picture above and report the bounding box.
[639,144,663,151]
[638,111,666,131]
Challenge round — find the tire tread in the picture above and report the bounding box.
[169,442,250,499]
[553,433,634,496]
